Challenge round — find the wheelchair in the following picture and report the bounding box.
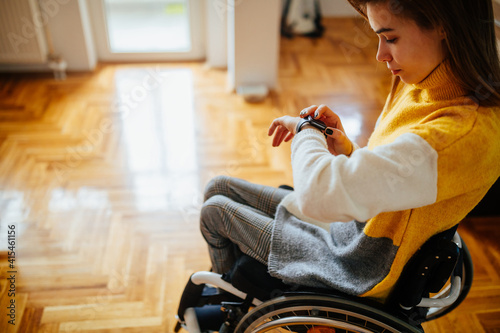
[175,224,473,333]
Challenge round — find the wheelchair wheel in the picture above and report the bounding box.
[422,235,474,322]
[234,295,423,333]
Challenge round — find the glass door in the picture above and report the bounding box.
[88,0,204,61]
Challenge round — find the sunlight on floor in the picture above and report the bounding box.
[114,67,200,212]
[0,191,27,250]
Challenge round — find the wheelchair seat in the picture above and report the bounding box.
[175,225,473,333]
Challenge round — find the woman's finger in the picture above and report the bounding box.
[268,118,281,136]
[268,116,301,146]
[284,132,294,142]
[313,104,334,119]
[271,125,283,146]
[314,105,346,133]
[268,117,288,137]
[299,105,318,118]
[272,126,288,147]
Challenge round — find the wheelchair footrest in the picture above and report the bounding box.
[177,276,205,322]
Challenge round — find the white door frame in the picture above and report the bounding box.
[87,0,205,62]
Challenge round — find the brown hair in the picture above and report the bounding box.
[348,0,500,107]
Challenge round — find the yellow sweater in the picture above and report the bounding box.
[269,61,500,300]
[363,62,500,298]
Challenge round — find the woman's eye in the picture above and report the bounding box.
[386,37,397,44]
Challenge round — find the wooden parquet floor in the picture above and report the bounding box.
[0,17,499,332]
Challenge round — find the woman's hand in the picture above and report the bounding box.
[268,116,300,147]
[300,104,354,156]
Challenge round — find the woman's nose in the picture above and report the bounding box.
[376,40,392,63]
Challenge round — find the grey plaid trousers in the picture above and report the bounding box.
[200,175,292,274]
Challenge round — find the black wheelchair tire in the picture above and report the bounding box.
[234,294,424,333]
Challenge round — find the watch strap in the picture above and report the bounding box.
[296,116,329,134]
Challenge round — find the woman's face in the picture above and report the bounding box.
[366,2,446,84]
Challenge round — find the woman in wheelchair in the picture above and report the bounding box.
[177,0,500,332]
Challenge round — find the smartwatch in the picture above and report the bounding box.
[296,115,334,136]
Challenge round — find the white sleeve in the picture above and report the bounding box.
[282,129,438,223]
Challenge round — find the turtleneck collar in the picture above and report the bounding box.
[412,60,467,101]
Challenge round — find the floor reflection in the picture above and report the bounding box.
[48,187,109,212]
[0,191,28,250]
[114,68,200,212]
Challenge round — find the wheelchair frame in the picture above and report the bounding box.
[175,229,473,333]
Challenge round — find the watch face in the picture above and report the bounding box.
[306,116,327,131]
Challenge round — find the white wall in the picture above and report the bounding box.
[205,0,227,68]
[0,0,97,72]
[227,0,281,90]
[46,0,96,71]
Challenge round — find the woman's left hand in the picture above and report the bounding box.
[300,104,353,156]
[268,116,300,147]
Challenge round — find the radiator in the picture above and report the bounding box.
[0,0,48,64]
